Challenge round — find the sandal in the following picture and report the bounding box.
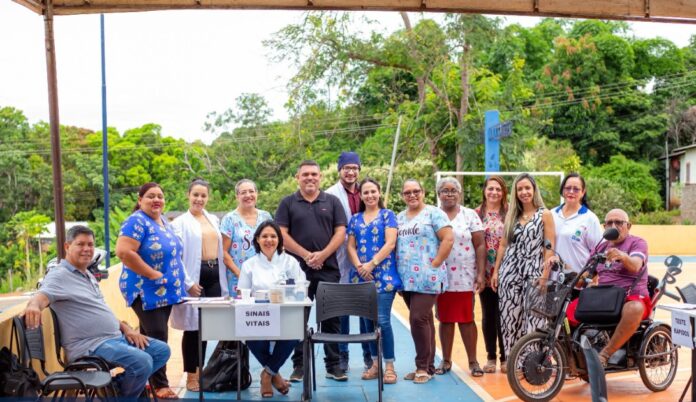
[434,360,452,375]
[483,360,496,373]
[361,365,379,380]
[500,361,508,374]
[260,370,273,398]
[403,371,416,381]
[383,368,397,384]
[469,362,484,377]
[271,373,290,395]
[413,371,432,384]
[186,371,200,392]
[155,387,179,400]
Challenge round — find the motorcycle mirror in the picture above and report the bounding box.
[602,227,619,241]
[665,255,683,269]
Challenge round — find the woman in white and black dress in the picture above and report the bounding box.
[491,173,555,356]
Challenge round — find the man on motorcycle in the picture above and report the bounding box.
[568,208,650,366]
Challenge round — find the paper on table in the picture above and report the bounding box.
[182,296,227,301]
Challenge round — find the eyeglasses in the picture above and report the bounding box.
[604,220,627,227]
[563,186,583,194]
[438,189,459,196]
[402,189,422,197]
[341,166,360,172]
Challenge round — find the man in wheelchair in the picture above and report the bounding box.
[23,225,171,398]
[566,209,650,367]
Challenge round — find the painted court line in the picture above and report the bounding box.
[391,309,496,402]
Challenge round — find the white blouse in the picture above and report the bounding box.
[238,252,307,293]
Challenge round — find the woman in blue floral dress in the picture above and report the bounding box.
[346,178,401,384]
[220,179,272,295]
[116,182,187,399]
[396,179,454,384]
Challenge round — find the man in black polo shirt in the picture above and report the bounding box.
[276,159,348,382]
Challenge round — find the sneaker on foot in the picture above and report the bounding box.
[339,351,350,372]
[289,366,304,383]
[326,367,348,381]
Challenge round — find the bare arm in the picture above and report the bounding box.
[472,230,486,292]
[115,236,162,280]
[358,227,397,280]
[24,292,50,329]
[309,226,347,268]
[432,226,454,267]
[221,235,241,278]
[491,236,508,292]
[279,226,311,259]
[606,248,644,274]
[347,234,361,268]
[541,209,556,278]
[119,320,149,349]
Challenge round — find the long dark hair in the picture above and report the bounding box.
[357,178,385,212]
[133,182,163,212]
[559,172,590,209]
[252,220,284,254]
[477,175,508,220]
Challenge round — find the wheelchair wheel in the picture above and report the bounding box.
[638,325,678,391]
[507,332,566,402]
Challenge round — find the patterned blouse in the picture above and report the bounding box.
[396,205,452,294]
[219,209,273,294]
[347,209,402,293]
[444,206,484,292]
[118,210,186,310]
[475,207,505,288]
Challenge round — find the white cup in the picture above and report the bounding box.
[240,288,251,300]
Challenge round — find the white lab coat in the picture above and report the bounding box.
[169,209,228,331]
[325,181,354,283]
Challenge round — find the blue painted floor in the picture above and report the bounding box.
[182,316,483,402]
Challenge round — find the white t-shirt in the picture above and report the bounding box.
[238,252,307,293]
[444,206,484,292]
[552,204,602,273]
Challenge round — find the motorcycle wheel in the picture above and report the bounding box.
[638,325,678,391]
[507,332,567,402]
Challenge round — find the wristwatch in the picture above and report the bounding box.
[371,258,380,266]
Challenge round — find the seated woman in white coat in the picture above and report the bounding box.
[238,220,306,398]
[170,178,229,392]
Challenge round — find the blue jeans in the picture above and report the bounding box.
[91,335,170,398]
[362,291,396,362]
[339,316,371,359]
[247,340,299,375]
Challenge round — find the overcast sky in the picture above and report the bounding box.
[1,2,694,144]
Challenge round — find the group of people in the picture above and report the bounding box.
[22,150,652,399]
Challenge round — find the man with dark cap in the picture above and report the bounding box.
[326,151,372,372]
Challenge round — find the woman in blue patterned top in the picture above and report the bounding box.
[396,179,454,384]
[220,179,273,295]
[115,182,186,400]
[346,178,401,384]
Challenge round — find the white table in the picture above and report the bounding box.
[659,305,696,402]
[188,299,314,401]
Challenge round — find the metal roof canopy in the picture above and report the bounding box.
[12,0,696,259]
[14,0,696,23]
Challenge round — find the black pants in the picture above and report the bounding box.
[131,297,172,389]
[479,286,505,362]
[182,261,222,373]
[291,276,341,371]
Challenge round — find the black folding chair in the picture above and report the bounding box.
[48,308,159,402]
[580,335,608,402]
[308,281,383,402]
[13,315,116,402]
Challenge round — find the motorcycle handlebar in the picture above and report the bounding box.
[663,290,681,301]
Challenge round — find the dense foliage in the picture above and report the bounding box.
[1,14,695,292]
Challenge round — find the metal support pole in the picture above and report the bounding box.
[384,115,402,207]
[43,0,66,260]
[100,14,111,267]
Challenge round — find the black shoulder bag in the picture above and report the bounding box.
[575,258,646,325]
[201,341,252,392]
[0,318,41,398]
